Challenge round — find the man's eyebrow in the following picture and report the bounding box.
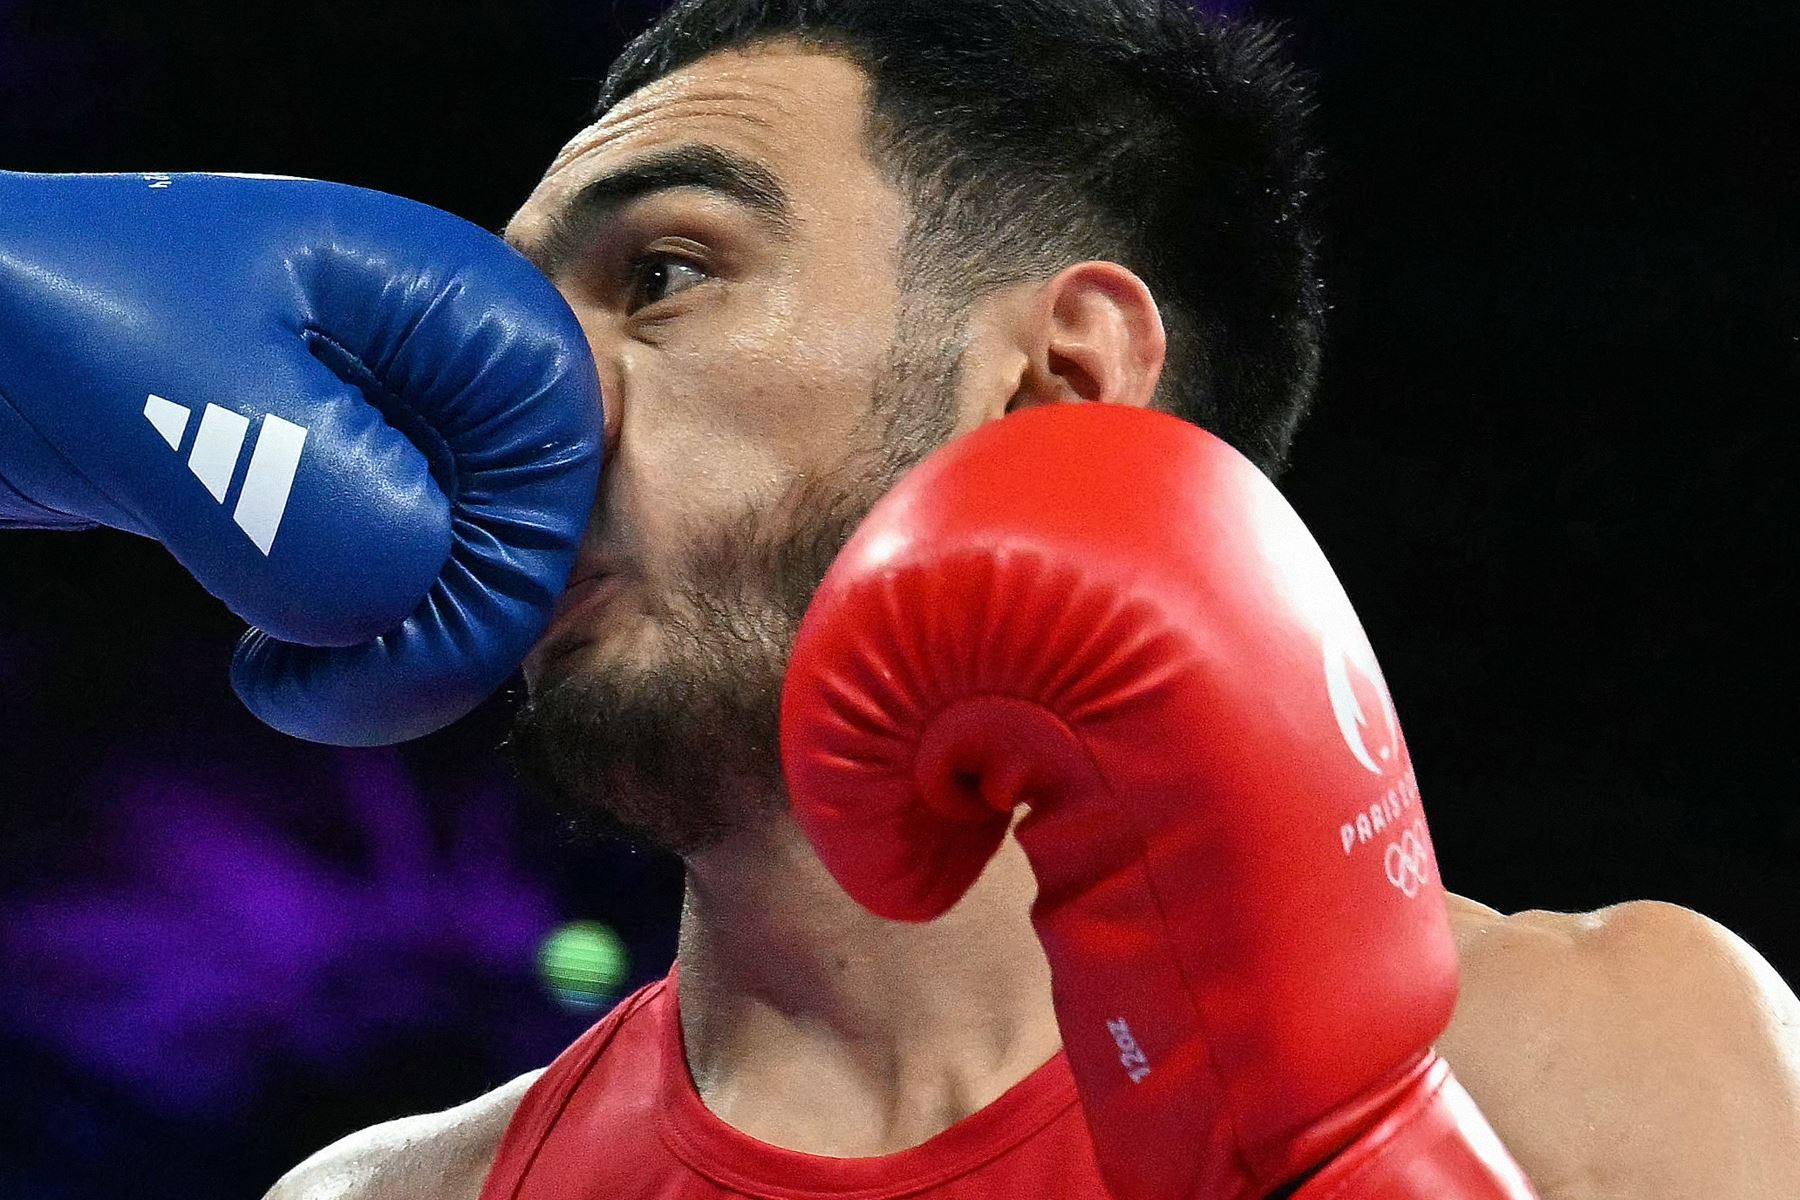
[516,143,794,278]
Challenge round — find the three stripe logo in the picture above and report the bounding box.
[144,394,307,556]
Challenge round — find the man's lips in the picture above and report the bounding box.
[552,570,622,623]
[528,571,627,677]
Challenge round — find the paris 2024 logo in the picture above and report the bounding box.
[1323,631,1432,899]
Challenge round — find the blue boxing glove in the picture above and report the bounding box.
[0,171,603,745]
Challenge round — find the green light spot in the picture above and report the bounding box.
[538,921,630,1012]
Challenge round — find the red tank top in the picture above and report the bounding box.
[479,972,1113,1199]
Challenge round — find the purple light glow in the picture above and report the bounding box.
[0,750,561,1118]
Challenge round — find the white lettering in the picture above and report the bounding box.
[1106,1018,1152,1084]
[1337,771,1422,857]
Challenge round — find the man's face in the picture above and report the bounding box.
[503,43,969,853]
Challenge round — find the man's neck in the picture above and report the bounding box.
[674,813,1062,1157]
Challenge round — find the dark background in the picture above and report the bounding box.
[1,2,1794,1196]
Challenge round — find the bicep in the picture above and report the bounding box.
[1569,902,1800,1196]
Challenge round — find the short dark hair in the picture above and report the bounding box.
[597,0,1325,476]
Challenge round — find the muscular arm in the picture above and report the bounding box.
[262,1069,542,1200]
[1443,898,1800,1198]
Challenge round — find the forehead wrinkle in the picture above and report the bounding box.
[550,85,807,179]
[514,48,899,269]
[624,78,812,123]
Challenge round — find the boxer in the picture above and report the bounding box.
[199,1,1794,1196]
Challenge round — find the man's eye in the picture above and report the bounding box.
[626,254,708,312]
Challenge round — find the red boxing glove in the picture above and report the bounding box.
[781,405,1537,1199]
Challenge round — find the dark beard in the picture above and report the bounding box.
[508,311,964,855]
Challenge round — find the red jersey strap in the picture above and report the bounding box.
[478,978,669,1200]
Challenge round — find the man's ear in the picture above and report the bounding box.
[1004,261,1167,416]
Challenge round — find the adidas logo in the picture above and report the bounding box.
[144,394,307,556]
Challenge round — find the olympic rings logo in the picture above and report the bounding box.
[1384,820,1433,899]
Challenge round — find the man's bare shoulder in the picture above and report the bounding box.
[1439,894,1800,1199]
[262,1069,544,1200]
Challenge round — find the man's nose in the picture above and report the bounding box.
[554,291,626,460]
[583,328,626,461]
[600,374,624,461]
